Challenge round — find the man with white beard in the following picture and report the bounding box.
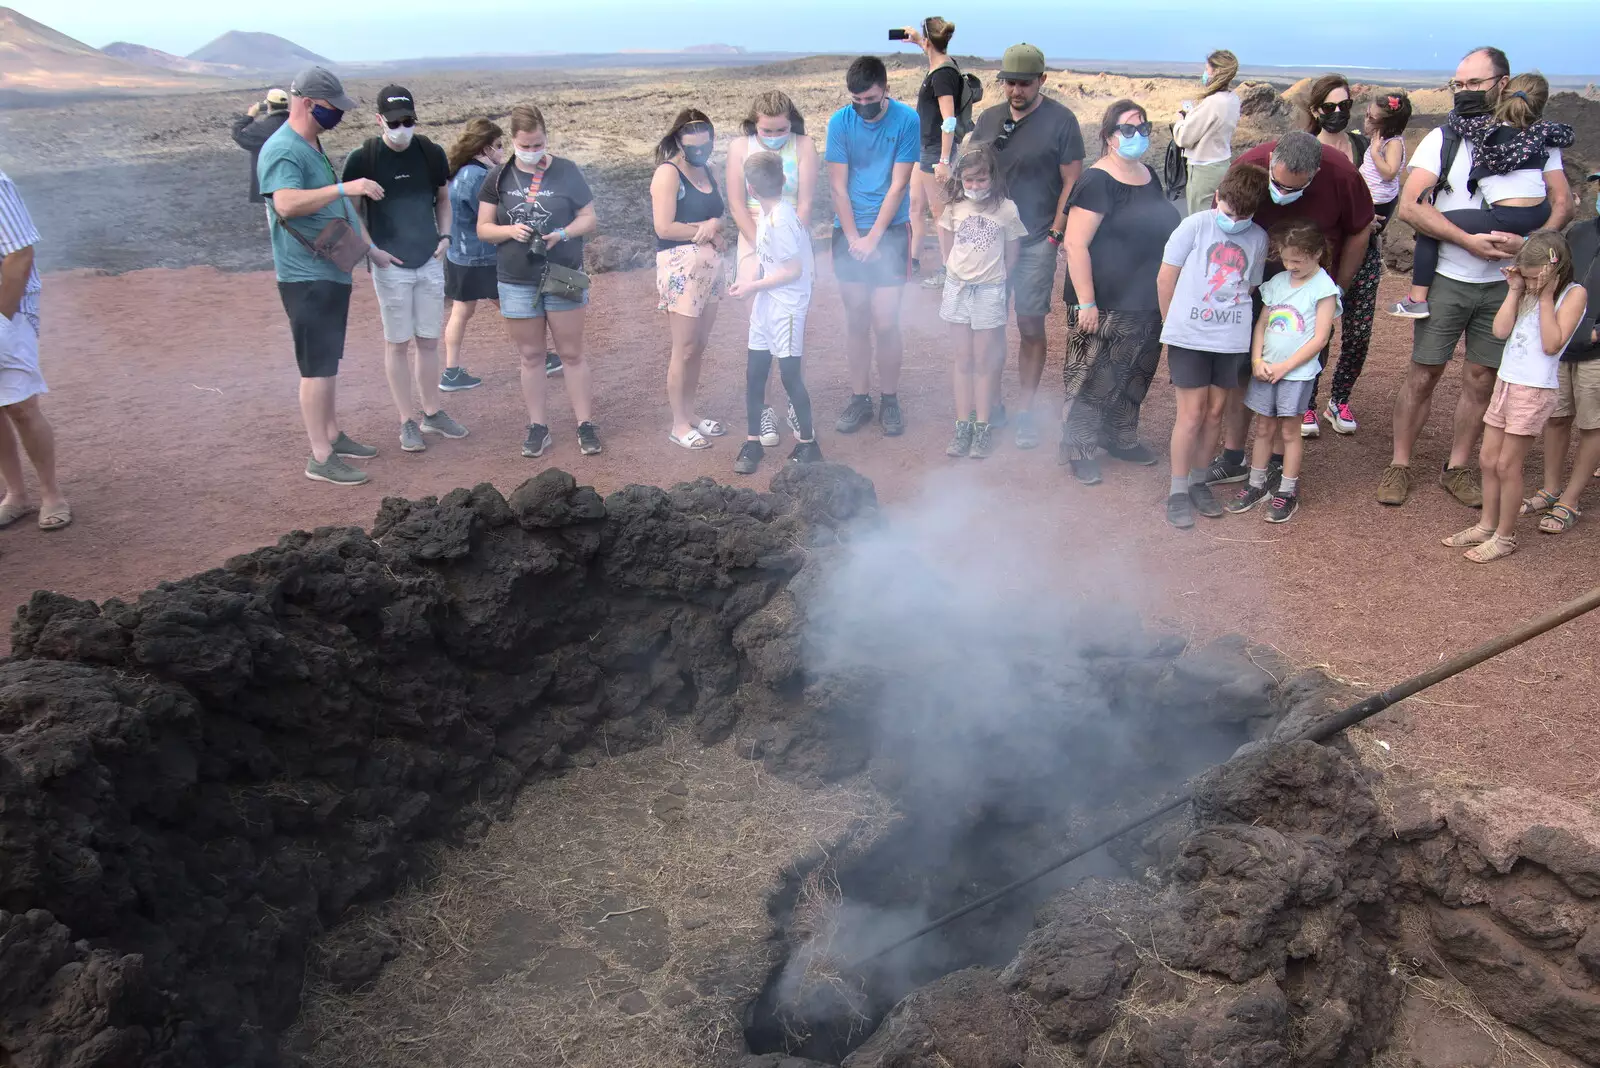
[342,85,468,453]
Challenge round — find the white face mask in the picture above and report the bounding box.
[384,126,414,150]
[962,182,992,199]
[515,147,547,167]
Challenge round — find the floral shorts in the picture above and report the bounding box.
[656,243,725,317]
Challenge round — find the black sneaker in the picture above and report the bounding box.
[1265,490,1299,523]
[545,351,564,377]
[1188,481,1225,519]
[522,423,552,458]
[836,394,874,433]
[1204,454,1249,485]
[1226,483,1271,513]
[789,440,823,464]
[439,366,482,391]
[1166,492,1195,529]
[1103,441,1158,465]
[734,440,764,474]
[1069,456,1102,485]
[879,394,904,437]
[577,421,603,456]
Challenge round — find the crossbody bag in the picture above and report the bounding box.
[268,149,369,273]
[506,161,591,302]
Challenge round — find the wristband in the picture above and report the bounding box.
[1047,229,1064,246]
[1074,301,1096,310]
[556,227,568,243]
[337,181,345,198]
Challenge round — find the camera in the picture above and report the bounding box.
[888,28,908,40]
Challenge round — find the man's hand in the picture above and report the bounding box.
[343,178,385,201]
[850,231,882,261]
[434,236,450,260]
[1462,232,1508,261]
[728,280,752,299]
[369,248,401,268]
[247,103,262,119]
[1489,231,1525,258]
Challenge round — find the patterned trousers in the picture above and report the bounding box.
[1308,236,1383,410]
[1061,309,1163,459]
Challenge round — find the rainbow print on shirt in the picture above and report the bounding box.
[1263,304,1306,335]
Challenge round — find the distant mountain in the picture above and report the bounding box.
[187,30,328,72]
[0,6,224,93]
[101,41,246,77]
[683,44,745,55]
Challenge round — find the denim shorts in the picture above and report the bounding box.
[498,280,589,320]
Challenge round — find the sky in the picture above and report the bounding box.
[23,0,1598,76]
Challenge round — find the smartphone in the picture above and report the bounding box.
[888,28,909,40]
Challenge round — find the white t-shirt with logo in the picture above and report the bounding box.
[1498,284,1583,389]
[1410,126,1565,286]
[1159,208,1268,354]
[753,200,813,313]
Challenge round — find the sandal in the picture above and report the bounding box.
[668,428,712,450]
[1441,524,1494,548]
[0,501,37,529]
[1520,488,1560,516]
[38,505,71,532]
[1539,503,1580,534]
[1464,534,1517,563]
[696,419,727,438]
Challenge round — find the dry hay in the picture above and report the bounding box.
[287,724,897,1068]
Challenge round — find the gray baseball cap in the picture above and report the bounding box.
[290,66,357,111]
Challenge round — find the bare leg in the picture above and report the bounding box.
[0,399,64,514]
[1491,432,1534,539]
[1478,425,1506,531]
[685,303,721,426]
[1541,417,1573,495]
[975,325,1005,424]
[509,317,551,426]
[1390,361,1447,467]
[1170,387,1206,482]
[909,169,931,269]
[546,308,592,424]
[1279,416,1304,480]
[443,299,476,370]
[667,311,701,440]
[870,286,905,394]
[1560,428,1600,510]
[384,340,417,422]
[950,321,974,419]
[1249,411,1275,472]
[0,412,24,505]
[1196,386,1229,472]
[1016,316,1048,413]
[413,336,443,417]
[840,283,874,395]
[1222,388,1251,452]
[1449,362,1496,469]
[299,375,338,462]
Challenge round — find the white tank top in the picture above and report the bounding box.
[1359,136,1405,206]
[1498,284,1581,390]
[743,133,800,212]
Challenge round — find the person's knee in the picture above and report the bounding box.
[1461,363,1495,402]
[1016,315,1046,343]
[5,397,44,427]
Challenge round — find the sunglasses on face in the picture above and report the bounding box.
[1317,100,1352,114]
[1271,176,1311,194]
[385,117,415,129]
[1114,121,1152,138]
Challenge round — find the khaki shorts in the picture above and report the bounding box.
[1484,378,1558,437]
[371,259,445,343]
[1412,273,1508,368]
[1553,360,1600,430]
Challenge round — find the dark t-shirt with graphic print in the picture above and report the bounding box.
[342,137,449,269]
[479,157,593,283]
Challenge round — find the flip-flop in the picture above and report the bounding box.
[696,419,727,438]
[0,501,37,528]
[38,505,71,532]
[669,429,711,450]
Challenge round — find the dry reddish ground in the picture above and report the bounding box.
[4,261,1598,804]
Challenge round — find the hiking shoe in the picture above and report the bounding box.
[1226,483,1271,513]
[1014,409,1040,450]
[1301,410,1321,438]
[1265,490,1300,523]
[989,400,1008,430]
[1166,492,1195,529]
[439,366,482,391]
[880,394,905,436]
[1441,464,1483,508]
[1325,400,1358,435]
[522,423,552,458]
[421,409,468,439]
[305,454,369,486]
[1188,481,1225,518]
[545,351,564,376]
[1376,464,1412,505]
[1069,456,1103,485]
[759,407,780,447]
[1204,454,1249,485]
[790,440,823,463]
[399,419,426,452]
[836,394,874,433]
[787,403,803,438]
[920,267,947,290]
[1103,441,1157,465]
[331,431,377,459]
[1388,298,1430,319]
[577,421,603,456]
[734,440,764,474]
[970,421,995,459]
[946,420,974,457]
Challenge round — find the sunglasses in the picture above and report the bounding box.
[1271,176,1311,195]
[1317,100,1352,114]
[385,117,416,129]
[1114,121,1153,138]
[994,118,1018,150]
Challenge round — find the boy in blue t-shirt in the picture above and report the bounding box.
[824,56,920,438]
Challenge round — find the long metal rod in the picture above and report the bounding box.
[847,585,1600,970]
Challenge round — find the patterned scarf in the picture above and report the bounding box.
[1446,110,1575,195]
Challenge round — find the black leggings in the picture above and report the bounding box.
[746,350,814,440]
[1412,202,1551,287]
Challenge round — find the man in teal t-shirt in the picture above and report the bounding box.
[258,66,399,486]
[825,55,920,439]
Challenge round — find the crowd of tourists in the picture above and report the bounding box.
[5,38,1596,562]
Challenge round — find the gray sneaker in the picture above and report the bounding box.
[421,409,468,439]
[399,419,426,452]
[331,431,377,459]
[305,454,370,486]
[1014,409,1040,450]
[969,421,995,459]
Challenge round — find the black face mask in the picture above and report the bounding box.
[853,99,884,121]
[1318,109,1350,134]
[1453,90,1492,118]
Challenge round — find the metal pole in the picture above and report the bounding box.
[846,586,1600,970]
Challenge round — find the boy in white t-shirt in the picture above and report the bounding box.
[1156,164,1269,529]
[729,151,820,475]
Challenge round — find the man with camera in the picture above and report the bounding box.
[972,43,1084,449]
[231,88,290,205]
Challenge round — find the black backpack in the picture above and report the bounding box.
[1424,126,1464,204]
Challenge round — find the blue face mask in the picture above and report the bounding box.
[1269,181,1305,206]
[759,133,790,150]
[311,104,344,130]
[1116,132,1150,160]
[1216,212,1253,234]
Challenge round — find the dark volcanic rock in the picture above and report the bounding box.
[840,968,1026,1068]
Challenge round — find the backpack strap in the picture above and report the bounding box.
[416,135,448,189]
[1428,126,1463,203]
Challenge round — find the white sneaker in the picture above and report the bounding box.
[1300,410,1321,439]
[1325,400,1358,435]
[759,407,780,447]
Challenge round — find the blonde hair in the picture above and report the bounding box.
[1201,49,1239,99]
[744,150,786,199]
[508,103,546,136]
[741,90,806,136]
[1494,72,1548,130]
[1513,230,1573,304]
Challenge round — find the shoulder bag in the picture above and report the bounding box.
[268,149,370,273]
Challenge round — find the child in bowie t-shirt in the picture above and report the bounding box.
[1156,163,1270,530]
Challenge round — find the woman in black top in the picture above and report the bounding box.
[904,16,962,286]
[1060,99,1180,484]
[651,108,728,449]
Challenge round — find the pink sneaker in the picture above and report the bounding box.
[1325,401,1358,435]
[1300,409,1321,439]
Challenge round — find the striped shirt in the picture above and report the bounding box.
[0,171,42,332]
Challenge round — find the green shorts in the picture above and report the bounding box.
[1412,273,1508,369]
